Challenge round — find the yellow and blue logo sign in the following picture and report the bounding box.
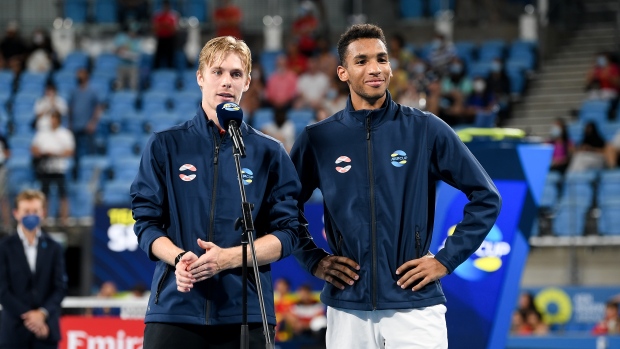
[241,168,253,185]
[222,102,240,111]
[444,224,511,281]
[390,150,407,167]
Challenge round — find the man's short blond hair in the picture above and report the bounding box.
[15,189,46,208]
[198,36,252,76]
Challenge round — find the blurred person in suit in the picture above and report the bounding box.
[0,189,67,348]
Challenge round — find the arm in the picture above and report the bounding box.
[289,129,359,289]
[397,116,501,290]
[188,142,302,279]
[430,115,501,272]
[130,134,172,261]
[0,243,31,316]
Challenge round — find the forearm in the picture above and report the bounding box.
[221,234,282,270]
[151,236,185,266]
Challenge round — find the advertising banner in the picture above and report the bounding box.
[59,316,144,349]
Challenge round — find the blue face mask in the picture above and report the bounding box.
[21,215,40,231]
[550,125,561,138]
[413,63,426,74]
[597,56,608,67]
[432,39,442,49]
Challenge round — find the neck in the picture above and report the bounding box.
[201,102,223,130]
[20,226,37,244]
[350,92,386,111]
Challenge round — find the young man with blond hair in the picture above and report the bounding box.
[131,36,304,348]
[0,189,67,348]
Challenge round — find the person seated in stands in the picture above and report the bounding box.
[604,128,620,169]
[274,278,295,342]
[585,52,620,101]
[464,76,496,122]
[114,22,142,91]
[592,301,620,335]
[26,28,56,73]
[567,121,606,173]
[0,21,28,76]
[524,309,549,336]
[547,118,573,174]
[485,58,512,123]
[292,1,319,57]
[260,109,295,153]
[510,310,531,335]
[428,32,456,76]
[315,37,338,78]
[87,281,121,317]
[295,56,330,110]
[34,83,68,131]
[439,57,472,126]
[289,284,326,339]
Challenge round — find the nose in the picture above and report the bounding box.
[368,59,381,75]
[221,74,232,88]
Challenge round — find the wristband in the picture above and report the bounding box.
[174,251,188,266]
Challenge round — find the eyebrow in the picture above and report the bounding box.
[352,52,389,60]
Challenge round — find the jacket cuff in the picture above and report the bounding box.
[139,227,168,261]
[271,230,294,260]
[434,252,456,275]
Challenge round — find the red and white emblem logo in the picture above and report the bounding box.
[335,156,351,173]
[179,164,197,181]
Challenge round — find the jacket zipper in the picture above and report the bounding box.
[206,131,223,324]
[415,226,421,259]
[154,265,169,304]
[366,116,377,310]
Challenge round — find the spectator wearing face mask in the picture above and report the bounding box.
[439,57,472,125]
[466,77,495,112]
[567,121,606,173]
[547,118,573,174]
[429,33,456,76]
[586,52,620,101]
[485,58,512,122]
[26,28,56,73]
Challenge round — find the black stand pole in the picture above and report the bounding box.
[229,122,273,349]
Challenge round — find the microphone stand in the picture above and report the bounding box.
[228,121,273,349]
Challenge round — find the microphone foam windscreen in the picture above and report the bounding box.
[216,102,243,129]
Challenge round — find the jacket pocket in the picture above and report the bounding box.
[154,265,170,305]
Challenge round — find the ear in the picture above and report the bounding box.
[196,69,204,90]
[242,75,251,92]
[337,65,348,83]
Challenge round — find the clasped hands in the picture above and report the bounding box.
[21,309,49,339]
[175,238,225,292]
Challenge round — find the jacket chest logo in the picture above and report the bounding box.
[241,168,253,185]
[179,164,197,181]
[390,150,408,167]
[335,156,351,173]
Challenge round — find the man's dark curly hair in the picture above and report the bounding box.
[337,24,387,66]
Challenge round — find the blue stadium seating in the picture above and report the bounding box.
[145,112,179,132]
[400,0,424,18]
[142,91,170,111]
[63,51,89,71]
[78,155,110,184]
[0,70,14,87]
[121,111,146,136]
[6,157,35,196]
[64,0,88,23]
[94,0,118,23]
[260,51,283,80]
[101,180,134,206]
[68,183,95,218]
[94,53,120,72]
[110,156,141,182]
[478,40,506,62]
[183,0,207,22]
[107,134,138,158]
[287,109,314,137]
[149,69,178,91]
[252,108,275,130]
[428,0,455,15]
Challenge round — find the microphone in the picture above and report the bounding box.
[216,102,246,157]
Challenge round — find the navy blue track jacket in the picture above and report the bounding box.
[291,91,502,311]
[131,107,302,325]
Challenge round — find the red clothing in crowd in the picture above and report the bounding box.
[214,5,242,38]
[153,10,178,38]
[593,63,620,92]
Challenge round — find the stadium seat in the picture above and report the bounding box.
[122,111,147,137]
[110,91,138,110]
[94,53,120,72]
[473,110,498,128]
[252,108,275,130]
[142,91,170,111]
[183,0,207,22]
[149,69,178,91]
[468,61,492,79]
[101,179,134,206]
[144,112,179,133]
[68,183,95,218]
[78,155,110,184]
[94,0,118,23]
[0,70,14,87]
[567,122,584,145]
[260,51,283,80]
[64,0,88,23]
[107,134,138,158]
[110,155,141,181]
[63,51,89,71]
[400,0,424,18]
[553,201,590,236]
[428,0,455,15]
[478,40,506,62]
[6,157,35,196]
[287,109,314,136]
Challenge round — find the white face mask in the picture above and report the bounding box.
[550,125,561,138]
[473,80,486,93]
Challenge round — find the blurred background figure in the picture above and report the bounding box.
[585,52,619,101]
[114,22,142,90]
[567,121,606,173]
[87,281,121,317]
[117,0,149,28]
[592,301,620,335]
[214,0,243,39]
[152,0,178,69]
[34,83,67,131]
[26,28,56,73]
[547,118,573,174]
[0,21,28,75]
